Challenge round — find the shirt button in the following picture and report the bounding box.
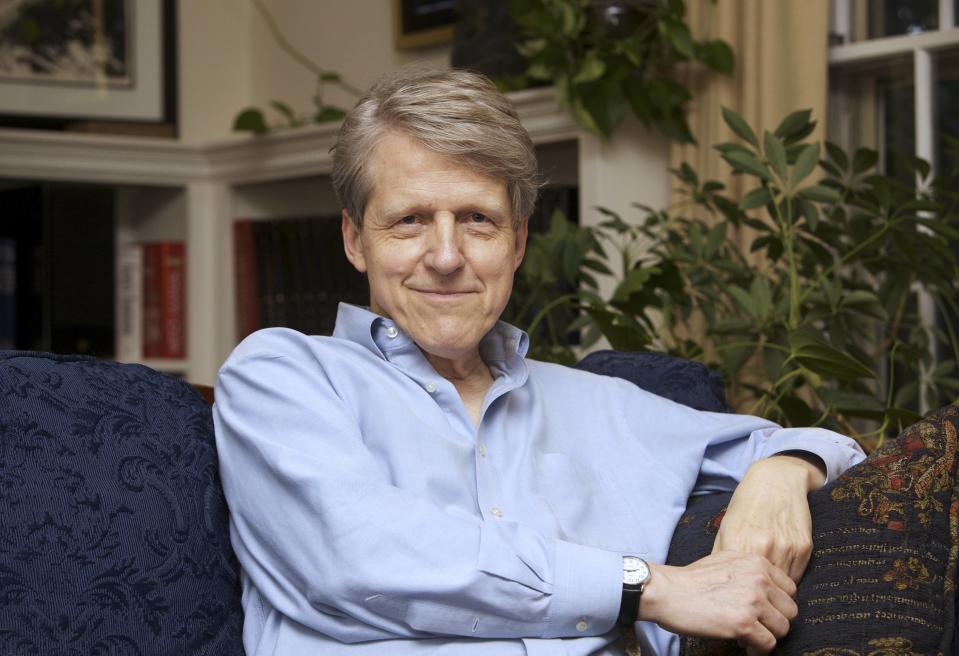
[425,382,438,393]
[478,444,487,458]
[575,619,589,632]
[385,326,399,339]
[490,506,503,518]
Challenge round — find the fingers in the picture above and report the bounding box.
[728,553,797,653]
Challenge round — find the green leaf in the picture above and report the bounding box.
[704,222,727,258]
[559,1,578,35]
[526,62,554,81]
[701,39,734,74]
[573,53,605,83]
[791,143,820,187]
[799,199,820,230]
[763,130,787,180]
[750,276,772,320]
[314,106,346,122]
[319,71,342,83]
[269,100,297,123]
[798,184,841,203]
[824,141,849,171]
[233,108,268,135]
[665,20,694,58]
[721,106,759,148]
[515,38,547,57]
[722,150,772,180]
[739,187,773,210]
[714,142,755,158]
[727,285,759,318]
[586,306,651,351]
[612,267,656,303]
[773,109,812,141]
[852,148,879,174]
[788,332,876,381]
[816,389,885,420]
[840,290,889,320]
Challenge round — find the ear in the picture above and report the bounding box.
[341,210,367,273]
[512,216,529,271]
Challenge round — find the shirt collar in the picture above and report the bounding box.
[332,302,530,364]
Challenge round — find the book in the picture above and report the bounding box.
[0,239,15,350]
[233,220,260,341]
[115,244,143,361]
[142,241,186,358]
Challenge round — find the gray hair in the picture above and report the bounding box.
[331,68,539,229]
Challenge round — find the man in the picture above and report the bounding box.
[213,68,865,656]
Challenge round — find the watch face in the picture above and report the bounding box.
[623,556,650,586]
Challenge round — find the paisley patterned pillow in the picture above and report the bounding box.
[667,404,959,655]
[0,351,244,655]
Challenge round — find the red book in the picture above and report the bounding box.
[233,220,260,340]
[142,242,186,358]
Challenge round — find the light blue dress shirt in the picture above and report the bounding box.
[213,303,865,656]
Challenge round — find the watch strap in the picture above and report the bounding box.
[618,587,641,627]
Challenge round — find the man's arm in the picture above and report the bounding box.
[711,452,825,582]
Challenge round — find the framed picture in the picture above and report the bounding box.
[394,0,457,49]
[0,0,177,132]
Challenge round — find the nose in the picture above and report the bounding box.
[424,214,466,275]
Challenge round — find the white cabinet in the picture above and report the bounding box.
[0,88,669,385]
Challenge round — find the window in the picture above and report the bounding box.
[829,0,959,411]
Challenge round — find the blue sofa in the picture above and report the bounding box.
[1,350,956,655]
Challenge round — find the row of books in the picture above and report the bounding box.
[115,241,186,361]
[234,215,369,339]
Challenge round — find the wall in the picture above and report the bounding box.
[178,0,450,142]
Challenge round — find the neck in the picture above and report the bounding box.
[423,349,494,427]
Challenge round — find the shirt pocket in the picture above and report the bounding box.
[532,452,641,552]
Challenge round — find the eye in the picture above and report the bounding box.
[467,212,490,223]
[398,215,418,225]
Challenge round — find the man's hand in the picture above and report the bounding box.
[711,453,826,582]
[638,552,798,655]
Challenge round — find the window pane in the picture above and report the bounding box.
[868,0,938,38]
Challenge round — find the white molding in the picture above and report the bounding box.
[829,27,959,65]
[0,128,207,186]
[0,87,577,189]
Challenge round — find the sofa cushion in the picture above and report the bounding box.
[575,350,731,413]
[0,351,244,655]
[667,404,959,655]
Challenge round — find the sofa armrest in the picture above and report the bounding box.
[667,404,959,655]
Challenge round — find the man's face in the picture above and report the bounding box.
[342,131,528,364]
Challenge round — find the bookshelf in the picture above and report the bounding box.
[0,87,669,385]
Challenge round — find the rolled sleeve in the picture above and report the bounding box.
[759,427,866,484]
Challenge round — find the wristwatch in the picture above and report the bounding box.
[618,555,651,627]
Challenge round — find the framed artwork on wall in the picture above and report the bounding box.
[0,0,177,135]
[394,0,457,49]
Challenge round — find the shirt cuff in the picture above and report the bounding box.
[761,427,866,484]
[541,540,623,639]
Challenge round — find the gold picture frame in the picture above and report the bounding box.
[394,0,456,49]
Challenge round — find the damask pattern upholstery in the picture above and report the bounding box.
[0,351,244,656]
[574,350,732,413]
[668,404,959,656]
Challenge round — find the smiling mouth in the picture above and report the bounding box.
[411,289,476,298]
